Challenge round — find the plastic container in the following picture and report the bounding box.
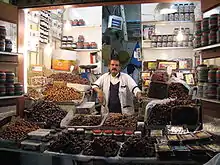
[0,71,6,83]
[14,83,23,95]
[6,71,15,84]
[209,29,217,45]
[134,131,142,137]
[114,130,124,142]
[124,131,133,141]
[137,122,145,133]
[5,39,12,52]
[208,68,217,83]
[216,69,220,83]
[76,128,85,138]
[197,64,209,82]
[155,144,172,160]
[209,14,218,29]
[202,18,209,32]
[0,84,6,96]
[92,130,102,138]
[103,130,113,138]
[172,146,190,160]
[5,84,14,96]
[167,135,180,145]
[207,84,217,99]
[0,39,5,51]
[202,31,209,46]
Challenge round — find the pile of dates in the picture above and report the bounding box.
[151,71,169,82]
[168,82,190,100]
[69,115,101,126]
[49,132,85,154]
[147,99,194,126]
[0,119,39,141]
[83,137,120,157]
[119,136,156,157]
[48,73,89,85]
[103,113,138,129]
[27,88,42,99]
[26,100,67,128]
[43,84,83,102]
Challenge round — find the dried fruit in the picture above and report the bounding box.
[69,115,101,126]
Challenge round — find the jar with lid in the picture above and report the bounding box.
[67,36,73,42]
[6,71,15,84]
[194,35,201,48]
[195,21,202,34]
[183,41,188,47]
[151,35,157,42]
[85,130,93,140]
[5,84,14,96]
[162,42,167,47]
[174,13,179,21]
[209,14,218,29]
[189,3,195,12]
[0,84,5,96]
[202,31,209,46]
[78,19,85,26]
[113,130,124,142]
[184,34,189,41]
[197,64,209,82]
[209,29,217,45]
[162,35,168,42]
[157,35,162,42]
[202,18,209,32]
[151,42,157,47]
[78,35,85,42]
[190,13,195,21]
[172,41,177,47]
[157,42,162,47]
[174,28,179,35]
[67,128,76,133]
[134,131,142,137]
[179,13,185,21]
[103,130,113,138]
[76,42,84,49]
[168,35,173,42]
[166,42,172,47]
[203,83,208,98]
[217,85,220,100]
[66,42,72,48]
[62,36,67,41]
[168,14,174,21]
[179,4,184,12]
[72,19,78,26]
[124,131,133,141]
[178,42,183,47]
[189,34,193,41]
[216,69,220,83]
[76,128,85,138]
[208,68,218,83]
[14,83,23,95]
[93,130,102,138]
[83,42,90,49]
[207,84,217,99]
[90,42,97,49]
[0,71,6,83]
[0,26,6,39]
[188,41,193,47]
[0,39,5,51]
[185,28,190,34]
[217,29,220,43]
[184,13,190,21]
[184,4,190,12]
[5,39,12,52]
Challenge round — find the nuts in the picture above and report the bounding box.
[27,88,42,99]
[43,84,83,102]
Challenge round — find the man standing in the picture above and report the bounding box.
[92,55,142,115]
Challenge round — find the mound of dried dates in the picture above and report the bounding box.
[147,99,194,126]
[0,119,39,141]
[43,84,83,102]
[48,132,85,154]
[151,71,169,82]
[69,115,101,126]
[168,82,190,100]
[103,113,138,129]
[48,73,89,85]
[27,88,42,99]
[83,137,120,157]
[119,136,156,157]
[26,100,67,128]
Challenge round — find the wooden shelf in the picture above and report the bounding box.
[197,97,220,104]
[0,51,21,56]
[71,25,101,28]
[0,95,23,100]
[193,43,220,51]
[60,47,100,52]
[142,21,194,25]
[143,47,193,50]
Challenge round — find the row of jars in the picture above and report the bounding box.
[62,35,85,42]
[0,83,23,96]
[0,39,12,52]
[197,83,220,100]
[151,41,193,48]
[0,26,6,39]
[151,34,193,42]
[195,14,220,34]
[172,3,195,13]
[197,65,220,83]
[194,28,220,48]
[67,128,137,142]
[166,12,194,22]
[70,19,85,26]
[62,41,97,49]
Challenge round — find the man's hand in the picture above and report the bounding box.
[97,90,105,104]
[136,91,143,102]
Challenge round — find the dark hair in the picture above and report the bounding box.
[110,49,120,61]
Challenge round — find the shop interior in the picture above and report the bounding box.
[0,0,220,164]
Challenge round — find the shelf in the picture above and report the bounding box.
[193,43,220,51]
[70,25,101,28]
[197,97,220,104]
[0,62,18,65]
[0,95,23,100]
[0,51,21,56]
[60,47,100,52]
[143,47,193,50]
[142,21,194,25]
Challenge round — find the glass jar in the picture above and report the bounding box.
[202,31,209,46]
[194,35,201,48]
[168,35,173,42]
[6,71,15,84]
[172,41,177,47]
[208,68,218,83]
[0,84,5,96]
[5,84,14,96]
[209,30,217,45]
[216,69,220,83]
[195,21,202,34]
[190,13,195,21]
[0,71,6,83]
[162,35,168,42]
[179,4,184,12]
[217,29,220,43]
[157,42,162,47]
[202,18,209,32]
[67,36,73,42]
[5,39,12,52]
[185,28,190,34]
[207,84,217,99]
[162,42,167,47]
[78,19,85,26]
[0,39,5,51]
[14,83,23,95]
[209,14,218,29]
[90,42,97,49]
[151,35,157,42]
[76,42,84,49]
[93,130,102,138]
[83,42,90,49]
[197,64,209,82]
[62,36,67,41]
[0,26,6,39]
[114,130,124,142]
[189,3,195,12]
[78,35,85,42]
[151,42,157,47]
[184,4,190,12]
[103,130,113,138]
[179,13,185,21]
[174,13,179,21]
[124,131,133,141]
[157,35,162,42]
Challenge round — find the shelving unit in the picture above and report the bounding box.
[0,51,22,56]
[143,47,193,50]
[193,43,220,51]
[60,47,100,52]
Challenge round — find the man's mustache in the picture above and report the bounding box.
[112,68,117,71]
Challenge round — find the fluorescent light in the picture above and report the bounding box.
[160,8,177,14]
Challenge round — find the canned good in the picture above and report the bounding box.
[172,41,177,47]
[197,83,204,97]
[209,29,217,45]
[203,83,208,98]
[202,31,209,46]
[174,13,179,21]
[157,42,162,47]
[0,39,5,51]
[194,35,201,48]
[189,3,195,12]
[162,42,167,47]
[185,28,190,34]
[216,69,220,83]
[202,18,209,32]
[151,42,157,47]
[157,35,162,42]
[208,68,218,83]
[184,4,190,12]
[197,64,209,82]
[168,35,173,41]
[14,83,23,95]
[209,14,218,29]
[162,35,168,42]
[0,84,5,96]
[167,42,173,47]
[5,84,14,96]
[184,13,190,21]
[168,14,174,21]
[217,85,220,100]
[179,4,184,12]
[174,28,179,35]
[5,39,12,52]
[190,13,195,21]
[152,35,157,42]
[6,71,15,84]
[207,84,217,99]
[0,71,6,83]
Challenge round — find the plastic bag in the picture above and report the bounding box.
[60,106,76,128]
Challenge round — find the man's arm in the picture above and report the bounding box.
[92,75,105,104]
[126,75,142,100]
